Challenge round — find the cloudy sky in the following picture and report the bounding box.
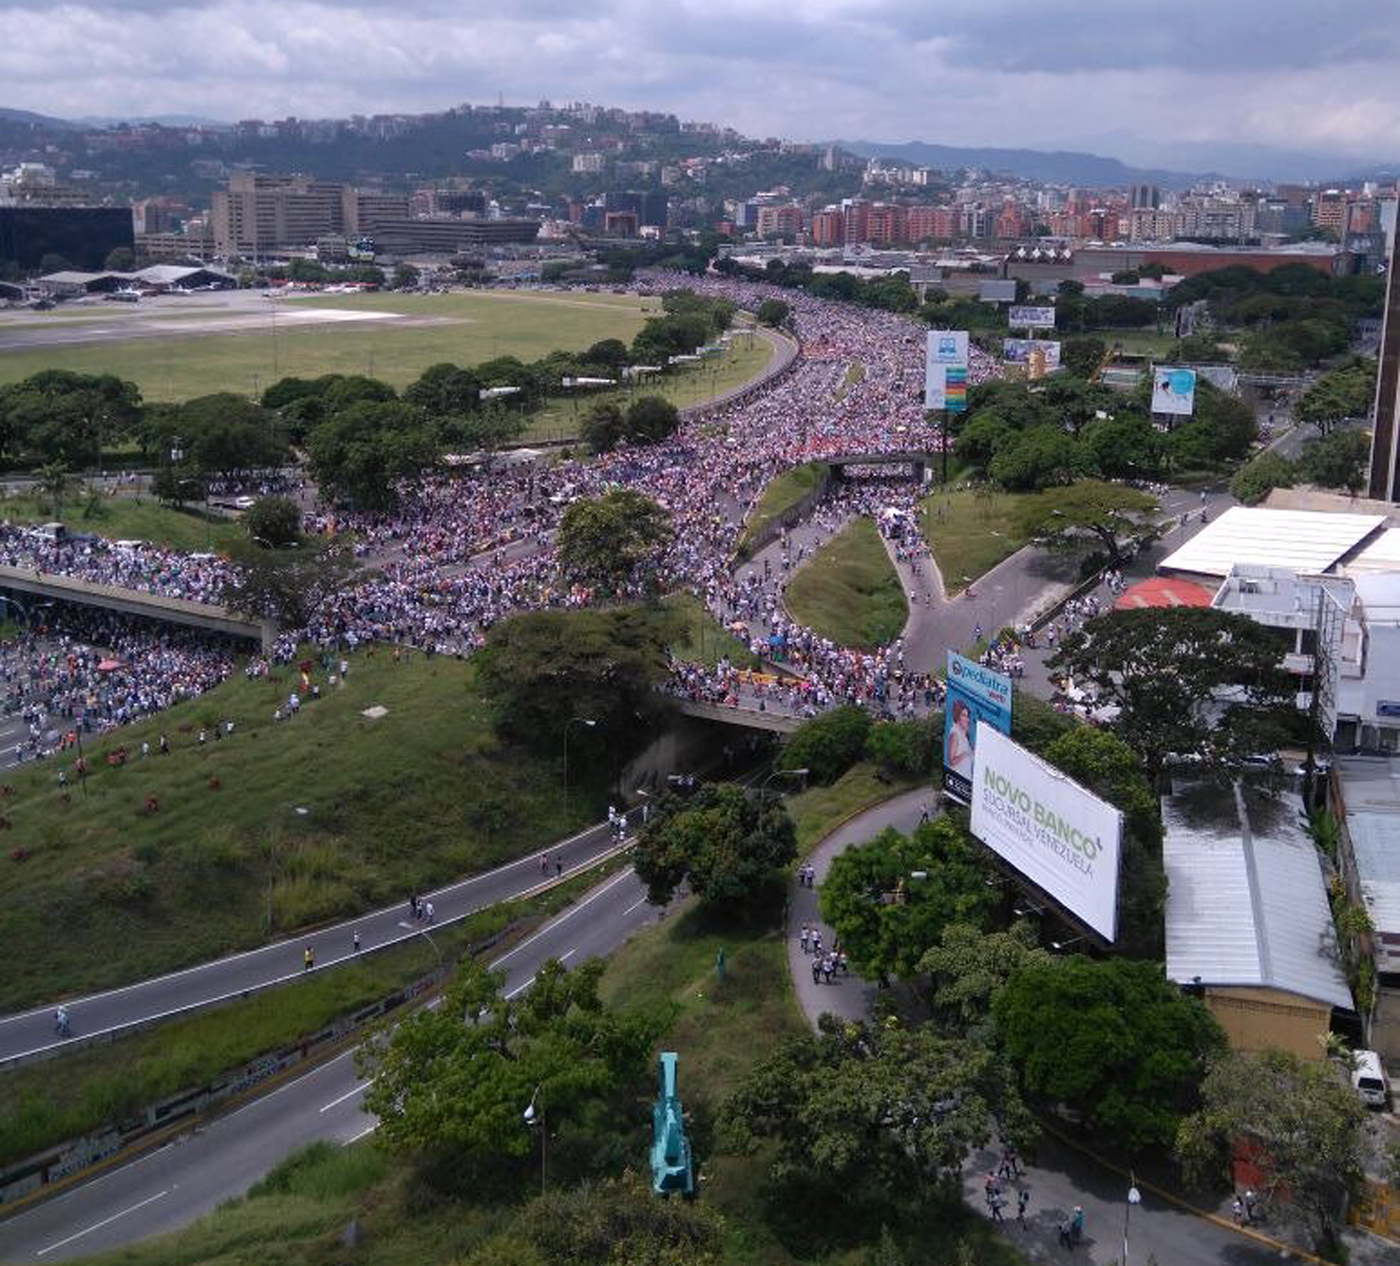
[3,1,1398,170]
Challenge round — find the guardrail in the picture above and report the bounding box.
[0,841,634,1214]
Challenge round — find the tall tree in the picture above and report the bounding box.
[1011,480,1158,565]
[361,957,661,1164]
[633,782,796,912]
[820,819,997,984]
[1295,362,1375,437]
[220,538,361,629]
[723,1015,1027,1197]
[1177,1049,1373,1255]
[917,921,1050,1032]
[1047,607,1297,780]
[994,957,1225,1151]
[557,489,672,595]
[305,401,439,510]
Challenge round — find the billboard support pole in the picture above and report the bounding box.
[941,409,948,484]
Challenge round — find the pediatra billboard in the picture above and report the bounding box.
[942,650,1011,804]
[1008,304,1057,330]
[1151,366,1197,416]
[1003,338,1062,370]
[970,726,1123,942]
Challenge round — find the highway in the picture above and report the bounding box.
[0,812,640,1066]
[0,863,664,1261]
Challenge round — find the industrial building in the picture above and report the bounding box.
[1164,780,1353,1059]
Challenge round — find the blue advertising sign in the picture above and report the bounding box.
[942,650,1013,804]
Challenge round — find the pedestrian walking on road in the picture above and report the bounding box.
[424,901,434,924]
[303,945,314,971]
[1057,1218,1072,1249]
[1232,1197,1245,1225]
[353,929,361,953]
[53,1005,70,1038]
[1243,1189,1258,1225]
[539,853,548,875]
[555,859,563,878]
[810,957,821,985]
[800,924,810,953]
[1016,1189,1029,1228]
[1070,1206,1084,1245]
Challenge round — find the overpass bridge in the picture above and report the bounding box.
[826,450,938,482]
[673,698,802,734]
[0,566,275,649]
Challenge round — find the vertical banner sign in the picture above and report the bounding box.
[1151,366,1197,416]
[925,330,969,408]
[942,650,1012,804]
[944,364,968,412]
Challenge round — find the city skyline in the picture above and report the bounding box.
[2,1,1400,178]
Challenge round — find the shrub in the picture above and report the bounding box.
[781,706,872,784]
[865,718,935,777]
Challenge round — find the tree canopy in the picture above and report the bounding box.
[1295,362,1375,436]
[1176,1049,1373,1254]
[305,400,439,509]
[361,956,662,1165]
[994,957,1225,1151]
[820,819,996,983]
[1011,479,1158,564]
[1047,606,1297,779]
[475,605,676,760]
[632,782,797,913]
[722,1015,1027,1197]
[778,706,871,784]
[220,537,361,629]
[557,489,672,595]
[0,370,141,468]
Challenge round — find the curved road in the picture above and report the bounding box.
[0,811,640,1066]
[0,863,666,1261]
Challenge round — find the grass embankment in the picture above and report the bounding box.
[0,290,654,401]
[739,461,829,555]
[784,517,907,649]
[662,591,760,669]
[785,760,923,853]
[0,650,607,1011]
[0,492,244,554]
[919,486,1037,595]
[0,858,629,1171]
[525,332,774,444]
[1091,327,1178,358]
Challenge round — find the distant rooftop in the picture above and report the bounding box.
[1336,757,1400,972]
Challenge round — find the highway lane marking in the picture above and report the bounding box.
[0,820,626,1030]
[35,1189,170,1256]
[559,949,577,961]
[489,867,636,968]
[344,1123,378,1145]
[0,843,635,1065]
[503,975,536,1000]
[319,1080,373,1114]
[622,897,650,917]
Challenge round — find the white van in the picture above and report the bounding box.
[1351,1050,1391,1109]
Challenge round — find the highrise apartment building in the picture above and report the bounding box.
[1368,249,1400,500]
[210,173,408,254]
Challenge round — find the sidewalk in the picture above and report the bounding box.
[788,790,1378,1266]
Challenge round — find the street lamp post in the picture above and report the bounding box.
[563,717,597,823]
[1123,1174,1142,1265]
[759,766,809,798]
[523,1084,546,1196]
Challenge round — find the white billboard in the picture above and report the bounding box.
[1151,366,1197,417]
[969,726,1123,942]
[1008,304,1057,330]
[925,330,968,409]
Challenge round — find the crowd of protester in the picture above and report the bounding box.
[0,274,1004,733]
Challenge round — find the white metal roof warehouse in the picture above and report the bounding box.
[1158,507,1386,580]
[1163,780,1351,1057]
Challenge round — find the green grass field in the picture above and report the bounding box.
[524,333,774,443]
[663,591,760,669]
[0,648,610,1010]
[0,492,244,553]
[1090,327,1178,358]
[739,461,829,555]
[0,290,659,402]
[920,486,1037,595]
[784,517,908,649]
